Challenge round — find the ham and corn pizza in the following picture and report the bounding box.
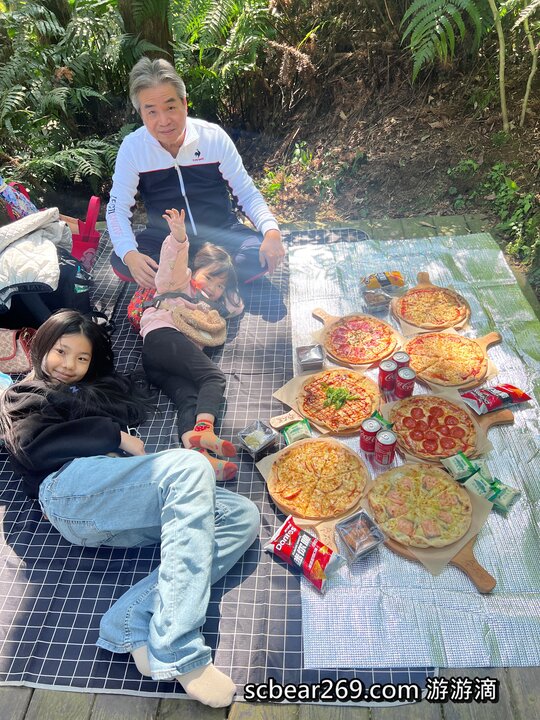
[393,286,469,329]
[298,368,380,432]
[368,464,472,548]
[389,395,477,461]
[405,332,486,386]
[268,440,368,519]
[324,314,398,366]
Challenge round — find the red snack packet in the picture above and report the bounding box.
[459,384,531,415]
[264,516,344,593]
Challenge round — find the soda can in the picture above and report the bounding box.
[378,359,397,391]
[392,351,410,369]
[359,418,382,453]
[374,430,397,465]
[395,367,416,399]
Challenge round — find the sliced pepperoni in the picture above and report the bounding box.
[402,416,417,429]
[415,420,429,432]
[411,407,425,419]
[410,429,425,441]
[429,406,444,418]
[427,414,440,428]
[439,425,451,436]
[444,415,459,426]
[450,426,466,439]
[422,439,438,453]
[424,430,439,441]
[440,436,457,450]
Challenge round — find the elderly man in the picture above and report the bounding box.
[107,57,285,288]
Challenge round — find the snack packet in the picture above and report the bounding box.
[264,516,345,593]
[459,384,531,415]
[362,271,404,290]
[282,418,312,445]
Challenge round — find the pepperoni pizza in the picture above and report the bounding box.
[389,395,477,460]
[324,314,398,366]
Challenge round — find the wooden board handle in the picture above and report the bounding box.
[416,271,432,286]
[476,331,502,350]
[312,520,339,554]
[476,408,514,432]
[451,537,496,594]
[312,308,338,326]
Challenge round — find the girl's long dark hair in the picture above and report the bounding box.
[1,310,152,446]
[192,243,242,314]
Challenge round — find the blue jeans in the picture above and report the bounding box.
[38,449,260,680]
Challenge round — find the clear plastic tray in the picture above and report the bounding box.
[335,509,385,564]
[238,420,279,459]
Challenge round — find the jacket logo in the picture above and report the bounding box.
[194,149,201,158]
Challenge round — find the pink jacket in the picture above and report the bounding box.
[140,234,243,345]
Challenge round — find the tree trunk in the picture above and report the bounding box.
[118,0,172,60]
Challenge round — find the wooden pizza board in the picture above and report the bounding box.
[390,271,471,331]
[385,535,496,593]
[407,330,501,390]
[312,307,400,368]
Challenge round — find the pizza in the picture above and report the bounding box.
[298,368,380,432]
[324,314,398,366]
[404,332,486,386]
[268,439,368,519]
[393,286,469,329]
[389,395,477,460]
[368,464,472,548]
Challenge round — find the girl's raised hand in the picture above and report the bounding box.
[119,431,146,456]
[162,208,186,243]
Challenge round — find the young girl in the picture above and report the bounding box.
[0,309,259,708]
[140,208,244,481]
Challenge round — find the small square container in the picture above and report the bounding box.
[335,510,385,564]
[296,344,325,371]
[238,420,279,460]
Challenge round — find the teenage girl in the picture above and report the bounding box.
[140,208,243,481]
[0,310,259,708]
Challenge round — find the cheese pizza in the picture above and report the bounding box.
[368,464,472,548]
[268,439,368,519]
[324,314,398,366]
[298,368,380,432]
[389,395,477,460]
[404,332,486,386]
[393,286,470,329]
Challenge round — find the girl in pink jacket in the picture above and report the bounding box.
[140,209,243,481]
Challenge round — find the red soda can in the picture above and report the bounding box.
[378,359,397,391]
[374,430,397,465]
[392,351,410,369]
[395,367,416,399]
[359,418,382,453]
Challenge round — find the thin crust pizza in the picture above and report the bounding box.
[393,286,470,329]
[368,464,472,548]
[268,439,368,519]
[298,368,380,432]
[323,314,398,366]
[389,395,477,460]
[404,332,486,386]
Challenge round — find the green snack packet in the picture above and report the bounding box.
[441,451,477,481]
[487,478,521,513]
[371,410,393,430]
[282,419,312,445]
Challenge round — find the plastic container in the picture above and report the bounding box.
[238,420,279,460]
[335,510,385,564]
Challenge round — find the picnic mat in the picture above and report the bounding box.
[288,235,540,668]
[0,228,437,700]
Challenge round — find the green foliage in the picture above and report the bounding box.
[401,0,484,80]
[291,141,312,168]
[447,159,480,177]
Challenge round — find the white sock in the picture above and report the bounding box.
[131,645,151,677]
[177,663,236,707]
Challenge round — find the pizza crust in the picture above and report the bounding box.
[392,286,470,330]
[298,368,380,432]
[268,439,368,519]
[368,464,472,548]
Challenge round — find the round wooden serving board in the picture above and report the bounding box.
[385,535,496,593]
[312,307,400,368]
[390,271,471,330]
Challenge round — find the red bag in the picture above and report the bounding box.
[127,287,156,332]
[70,196,101,272]
[0,328,36,374]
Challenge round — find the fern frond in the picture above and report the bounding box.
[0,87,27,126]
[514,0,540,28]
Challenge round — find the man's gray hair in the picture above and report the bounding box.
[129,57,186,112]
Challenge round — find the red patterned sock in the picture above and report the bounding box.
[194,449,238,482]
[183,421,236,457]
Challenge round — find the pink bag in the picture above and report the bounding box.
[0,328,36,374]
[70,196,101,272]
